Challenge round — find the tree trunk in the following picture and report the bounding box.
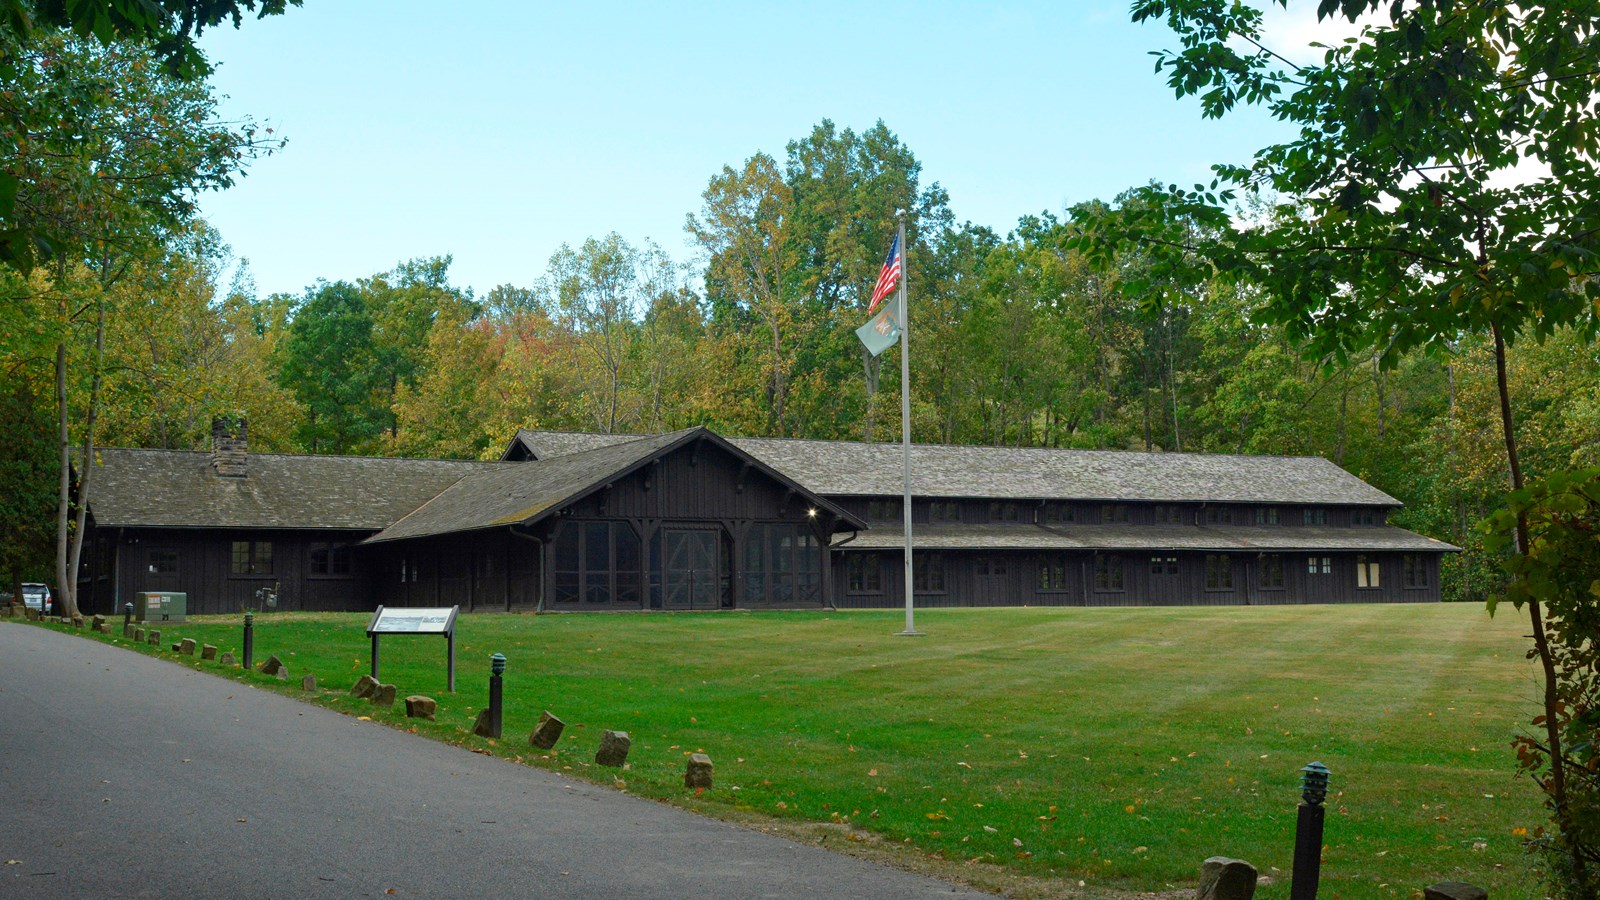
[1373,356,1387,440]
[65,298,107,618]
[1334,374,1350,467]
[1492,321,1572,876]
[1166,307,1181,452]
[770,320,785,437]
[861,347,879,442]
[54,336,71,617]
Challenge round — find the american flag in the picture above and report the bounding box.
[867,232,902,314]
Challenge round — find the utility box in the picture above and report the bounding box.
[137,592,187,623]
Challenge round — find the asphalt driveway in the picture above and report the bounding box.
[0,622,980,899]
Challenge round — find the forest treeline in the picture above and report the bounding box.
[7,115,1597,601]
[3,23,1597,607]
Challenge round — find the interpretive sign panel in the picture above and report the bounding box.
[367,606,457,635]
[365,606,459,691]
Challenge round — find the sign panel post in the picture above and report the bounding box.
[365,606,460,692]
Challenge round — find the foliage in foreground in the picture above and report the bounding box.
[1488,469,1600,896]
[40,605,1542,899]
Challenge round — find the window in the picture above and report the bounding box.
[976,557,1009,577]
[914,553,946,592]
[847,553,882,593]
[745,525,821,605]
[230,540,273,576]
[551,522,642,606]
[1303,508,1328,526]
[147,550,178,575]
[1150,555,1178,575]
[1255,507,1279,526]
[929,501,962,523]
[1259,554,1285,589]
[1038,554,1069,591]
[399,557,420,582]
[1403,554,1429,589]
[1306,555,1331,575]
[1093,553,1124,591]
[867,499,902,522]
[1154,505,1184,524]
[1101,504,1129,524]
[1353,508,1378,526]
[1356,555,1381,589]
[1205,506,1232,525]
[988,501,1021,523]
[1042,503,1075,524]
[1205,554,1233,590]
[308,542,352,577]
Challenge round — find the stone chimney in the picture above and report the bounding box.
[211,416,248,479]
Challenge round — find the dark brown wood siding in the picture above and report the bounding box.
[832,549,1440,608]
[90,526,379,616]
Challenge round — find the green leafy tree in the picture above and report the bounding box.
[276,282,387,454]
[687,153,801,435]
[1081,1,1600,886]
[0,374,54,600]
[781,120,952,440]
[542,234,667,433]
[1487,469,1600,891]
[362,256,480,440]
[0,32,280,616]
[0,1,297,271]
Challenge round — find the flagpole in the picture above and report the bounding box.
[894,212,921,637]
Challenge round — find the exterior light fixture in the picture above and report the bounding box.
[490,652,507,677]
[1300,761,1330,806]
[807,508,817,518]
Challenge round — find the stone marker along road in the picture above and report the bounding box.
[0,623,981,899]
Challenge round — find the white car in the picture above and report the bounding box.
[20,583,53,615]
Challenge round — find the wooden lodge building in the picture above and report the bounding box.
[75,419,1458,616]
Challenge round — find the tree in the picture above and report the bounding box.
[782,120,953,440]
[275,282,387,454]
[1084,2,1600,889]
[0,372,54,601]
[362,256,479,440]
[543,234,660,433]
[0,0,299,272]
[687,153,801,435]
[0,32,280,617]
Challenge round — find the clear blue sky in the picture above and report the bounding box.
[197,1,1316,300]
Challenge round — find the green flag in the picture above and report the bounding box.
[855,304,900,357]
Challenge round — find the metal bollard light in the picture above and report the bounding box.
[243,610,255,671]
[487,653,506,739]
[1290,761,1330,900]
[123,602,134,629]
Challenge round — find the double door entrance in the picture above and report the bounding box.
[662,528,720,610]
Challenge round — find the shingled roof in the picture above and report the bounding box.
[368,427,863,544]
[836,524,1459,553]
[503,429,1402,506]
[88,449,495,531]
[366,430,692,543]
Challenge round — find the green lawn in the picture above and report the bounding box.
[47,604,1544,898]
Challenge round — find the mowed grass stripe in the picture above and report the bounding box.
[74,604,1543,899]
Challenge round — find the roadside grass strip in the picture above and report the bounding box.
[26,604,1543,899]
